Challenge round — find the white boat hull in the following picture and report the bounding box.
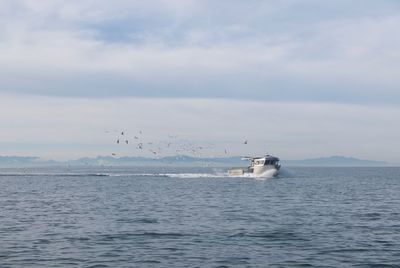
[228,165,279,177]
[253,164,278,175]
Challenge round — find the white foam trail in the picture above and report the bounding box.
[0,170,291,180]
[161,173,229,179]
[257,168,279,179]
[229,168,278,180]
[161,168,285,180]
[0,172,110,177]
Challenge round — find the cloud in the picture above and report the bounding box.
[1,0,400,104]
[0,93,399,163]
[1,1,399,163]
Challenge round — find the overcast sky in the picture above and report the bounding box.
[1,0,399,163]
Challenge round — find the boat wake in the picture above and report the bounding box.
[229,168,279,180]
[159,172,229,179]
[163,168,284,179]
[0,168,293,180]
[0,172,111,177]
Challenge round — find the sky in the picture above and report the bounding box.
[1,0,400,163]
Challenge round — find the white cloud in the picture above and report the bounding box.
[1,1,400,102]
[0,94,399,163]
[0,1,399,162]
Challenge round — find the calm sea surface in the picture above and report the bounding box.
[0,166,400,267]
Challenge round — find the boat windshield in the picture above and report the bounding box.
[254,160,264,165]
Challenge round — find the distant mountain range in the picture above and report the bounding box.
[67,155,244,166]
[0,156,54,165]
[0,155,388,167]
[282,156,387,167]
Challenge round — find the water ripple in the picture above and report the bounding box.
[0,166,400,267]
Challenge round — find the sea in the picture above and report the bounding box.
[0,166,399,268]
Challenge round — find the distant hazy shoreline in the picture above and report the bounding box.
[0,155,389,168]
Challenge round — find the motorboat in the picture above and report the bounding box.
[228,154,281,177]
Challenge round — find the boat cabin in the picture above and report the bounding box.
[247,155,280,167]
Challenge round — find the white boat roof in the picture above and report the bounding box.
[241,155,279,161]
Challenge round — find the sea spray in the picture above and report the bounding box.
[278,167,295,178]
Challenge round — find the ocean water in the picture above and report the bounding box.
[0,166,400,267]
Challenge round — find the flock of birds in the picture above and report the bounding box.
[106,129,249,158]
